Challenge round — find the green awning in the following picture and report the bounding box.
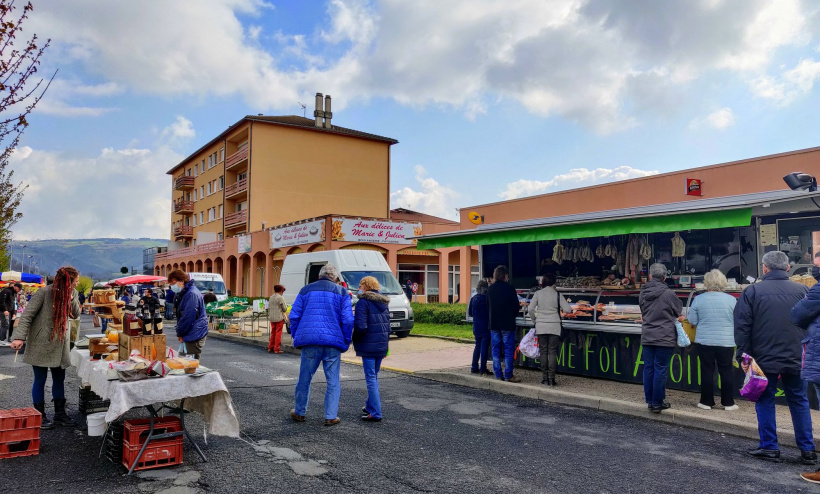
[417,208,753,249]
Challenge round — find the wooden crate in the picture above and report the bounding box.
[119,334,166,362]
[93,290,117,304]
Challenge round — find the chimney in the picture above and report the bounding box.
[324,95,332,129]
[314,92,324,127]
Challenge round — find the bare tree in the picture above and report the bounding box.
[0,1,52,270]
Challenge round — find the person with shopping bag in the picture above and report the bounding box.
[167,270,208,360]
[735,251,814,464]
[527,273,572,386]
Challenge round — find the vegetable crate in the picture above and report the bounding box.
[103,421,124,465]
[0,408,41,460]
[118,333,166,362]
[122,417,183,471]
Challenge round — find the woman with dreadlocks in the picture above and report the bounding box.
[11,266,82,429]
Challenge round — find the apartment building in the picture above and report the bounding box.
[158,94,476,300]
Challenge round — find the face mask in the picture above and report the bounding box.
[170,284,182,294]
[357,289,364,296]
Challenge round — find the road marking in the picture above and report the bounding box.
[0,374,14,381]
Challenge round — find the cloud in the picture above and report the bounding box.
[500,166,659,200]
[161,116,196,142]
[7,120,187,239]
[33,79,121,117]
[390,166,459,220]
[28,0,818,132]
[689,107,735,130]
[751,58,820,104]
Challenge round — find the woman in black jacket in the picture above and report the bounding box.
[487,266,521,383]
[353,276,390,422]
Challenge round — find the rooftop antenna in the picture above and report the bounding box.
[298,102,307,118]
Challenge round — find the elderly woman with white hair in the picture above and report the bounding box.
[687,269,738,411]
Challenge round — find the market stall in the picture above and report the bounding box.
[417,189,820,394]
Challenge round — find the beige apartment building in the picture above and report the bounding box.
[157,95,476,299]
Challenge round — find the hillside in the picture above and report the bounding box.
[7,238,168,281]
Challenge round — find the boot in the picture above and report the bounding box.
[33,403,54,430]
[52,398,77,427]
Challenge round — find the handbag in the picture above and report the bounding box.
[675,321,691,347]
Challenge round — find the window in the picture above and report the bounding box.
[208,208,215,222]
[208,155,213,168]
[237,172,247,182]
[202,159,206,171]
[219,176,224,190]
[194,164,198,177]
[193,190,198,201]
[219,205,223,218]
[199,212,204,224]
[218,233,223,241]
[192,215,197,227]
[186,168,192,176]
[220,148,225,162]
[238,201,247,211]
[186,192,190,201]
[207,182,212,195]
[397,264,441,297]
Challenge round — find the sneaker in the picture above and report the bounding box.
[723,405,739,411]
[801,450,818,465]
[697,403,712,410]
[801,469,820,484]
[361,414,382,422]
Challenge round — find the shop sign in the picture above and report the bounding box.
[331,218,422,245]
[685,178,703,196]
[516,328,790,399]
[270,220,325,249]
[237,234,252,254]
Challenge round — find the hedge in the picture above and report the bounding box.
[411,302,470,325]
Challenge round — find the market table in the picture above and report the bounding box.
[69,348,240,473]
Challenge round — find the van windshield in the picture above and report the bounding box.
[193,280,227,295]
[341,271,403,295]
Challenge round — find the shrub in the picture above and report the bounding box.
[411,302,469,325]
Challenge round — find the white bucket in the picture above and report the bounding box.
[87,412,107,436]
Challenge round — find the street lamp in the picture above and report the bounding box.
[26,255,32,273]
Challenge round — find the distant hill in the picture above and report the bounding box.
[7,238,168,281]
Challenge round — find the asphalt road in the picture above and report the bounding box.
[0,323,815,493]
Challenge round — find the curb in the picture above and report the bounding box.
[413,371,798,444]
[409,334,474,344]
[207,331,416,375]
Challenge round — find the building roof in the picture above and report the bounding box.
[417,188,820,244]
[390,208,459,225]
[167,114,399,175]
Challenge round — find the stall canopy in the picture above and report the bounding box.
[108,275,166,286]
[416,189,817,249]
[1,271,42,284]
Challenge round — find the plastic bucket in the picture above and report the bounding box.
[87,412,107,436]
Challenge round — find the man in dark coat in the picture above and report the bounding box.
[639,264,682,413]
[735,250,814,464]
[0,283,22,344]
[404,279,413,301]
[487,266,521,383]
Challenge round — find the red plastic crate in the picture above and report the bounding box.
[0,408,42,431]
[122,437,182,471]
[123,416,182,446]
[0,427,40,443]
[0,438,40,459]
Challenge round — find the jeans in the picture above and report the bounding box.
[0,313,8,341]
[756,371,814,452]
[695,343,735,407]
[32,366,65,404]
[537,334,561,380]
[294,346,341,420]
[269,321,284,352]
[362,357,383,419]
[471,334,491,372]
[165,304,174,319]
[491,330,516,380]
[642,345,675,407]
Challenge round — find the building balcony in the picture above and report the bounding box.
[225,147,248,171]
[225,177,248,199]
[174,225,193,239]
[174,200,194,214]
[174,175,195,190]
[224,210,247,229]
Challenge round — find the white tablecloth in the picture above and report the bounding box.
[70,349,240,437]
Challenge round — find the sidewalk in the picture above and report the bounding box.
[207,329,820,445]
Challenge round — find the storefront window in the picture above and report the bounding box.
[510,242,537,288]
[777,217,819,274]
[483,244,509,278]
[397,264,439,297]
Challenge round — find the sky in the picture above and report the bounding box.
[7,0,820,240]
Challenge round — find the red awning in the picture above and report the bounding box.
[108,275,167,286]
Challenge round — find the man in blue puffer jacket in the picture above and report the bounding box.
[289,263,353,426]
[794,252,820,483]
[168,270,209,360]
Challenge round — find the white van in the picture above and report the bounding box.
[187,272,228,301]
[280,250,414,337]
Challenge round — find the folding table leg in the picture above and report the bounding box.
[178,398,208,462]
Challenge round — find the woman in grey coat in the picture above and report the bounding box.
[527,273,572,386]
[11,266,82,429]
